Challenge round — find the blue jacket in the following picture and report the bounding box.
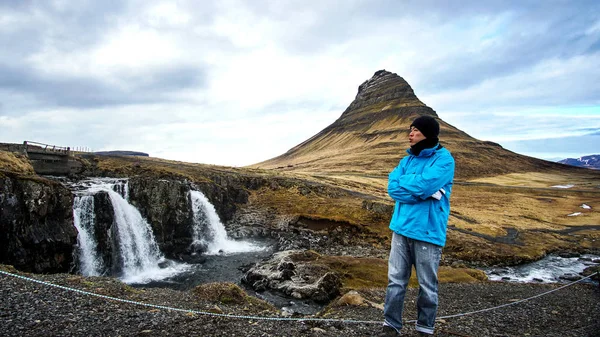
[387,144,455,247]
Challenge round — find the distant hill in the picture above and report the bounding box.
[558,155,600,170]
[93,151,149,157]
[251,70,583,180]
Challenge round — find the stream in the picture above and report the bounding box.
[484,254,600,283]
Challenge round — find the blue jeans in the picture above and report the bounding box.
[383,233,442,335]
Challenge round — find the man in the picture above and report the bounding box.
[379,115,455,336]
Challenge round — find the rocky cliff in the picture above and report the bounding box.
[127,177,195,258]
[0,172,77,272]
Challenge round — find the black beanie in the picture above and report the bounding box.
[410,116,440,139]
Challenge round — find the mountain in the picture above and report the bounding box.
[251,70,578,180]
[558,155,600,170]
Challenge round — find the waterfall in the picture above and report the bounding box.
[190,190,265,255]
[106,187,167,282]
[111,180,129,200]
[73,195,103,276]
[73,178,187,284]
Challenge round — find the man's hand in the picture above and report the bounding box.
[430,188,446,200]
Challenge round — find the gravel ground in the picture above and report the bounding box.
[1,268,599,337]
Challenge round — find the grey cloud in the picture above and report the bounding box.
[132,66,206,96]
[417,7,600,93]
[243,1,600,94]
[0,1,33,10]
[0,63,207,111]
[0,1,222,114]
[1,1,126,50]
[1,0,598,119]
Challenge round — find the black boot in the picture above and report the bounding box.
[376,325,400,337]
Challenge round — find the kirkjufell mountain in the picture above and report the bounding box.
[251,70,581,180]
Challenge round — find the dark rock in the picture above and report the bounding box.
[177,254,206,264]
[0,173,77,272]
[361,200,393,216]
[557,252,580,258]
[349,70,422,112]
[243,250,342,303]
[127,177,195,258]
[311,272,342,303]
[489,268,506,276]
[559,273,582,281]
[92,191,117,275]
[580,265,600,281]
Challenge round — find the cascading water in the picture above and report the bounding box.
[73,195,103,276]
[70,178,270,290]
[72,178,188,284]
[190,190,265,255]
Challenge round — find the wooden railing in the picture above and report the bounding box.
[24,141,70,156]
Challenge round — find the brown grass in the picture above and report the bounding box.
[286,252,486,291]
[0,150,35,175]
[85,154,600,266]
[193,282,276,311]
[471,171,600,190]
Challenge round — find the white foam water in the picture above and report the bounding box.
[73,195,103,276]
[190,190,266,255]
[73,178,188,284]
[485,254,599,283]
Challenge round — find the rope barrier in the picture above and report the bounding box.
[431,271,598,322]
[0,269,377,324]
[0,269,597,325]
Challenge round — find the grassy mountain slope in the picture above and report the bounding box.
[251,70,584,183]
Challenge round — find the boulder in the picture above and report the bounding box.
[559,273,582,281]
[242,250,342,303]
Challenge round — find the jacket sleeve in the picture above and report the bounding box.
[388,161,420,204]
[397,153,455,199]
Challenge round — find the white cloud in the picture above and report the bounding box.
[92,26,182,71]
[144,2,191,28]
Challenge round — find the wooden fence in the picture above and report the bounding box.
[23,141,70,156]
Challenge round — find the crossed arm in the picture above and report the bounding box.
[387,155,455,204]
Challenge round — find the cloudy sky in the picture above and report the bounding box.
[1,0,599,166]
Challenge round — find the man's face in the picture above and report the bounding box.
[409,127,426,146]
